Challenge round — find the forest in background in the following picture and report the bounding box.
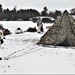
[0,4,74,21]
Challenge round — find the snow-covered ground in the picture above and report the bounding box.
[0,21,75,74]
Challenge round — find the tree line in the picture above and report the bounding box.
[0,4,74,21]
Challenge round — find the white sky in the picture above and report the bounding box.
[0,0,75,12]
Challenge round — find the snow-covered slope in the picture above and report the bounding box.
[0,21,75,74]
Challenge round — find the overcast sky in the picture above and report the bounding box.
[0,0,75,12]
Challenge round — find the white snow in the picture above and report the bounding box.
[0,21,75,74]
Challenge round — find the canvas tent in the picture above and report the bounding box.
[37,10,75,46]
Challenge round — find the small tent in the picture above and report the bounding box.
[37,10,75,46]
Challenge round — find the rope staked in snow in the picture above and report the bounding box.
[4,46,43,60]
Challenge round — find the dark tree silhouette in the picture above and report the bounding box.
[0,4,2,12]
[41,6,48,16]
[0,4,3,20]
[43,6,48,12]
[49,10,61,19]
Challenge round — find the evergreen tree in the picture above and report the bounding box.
[0,4,2,12]
[41,6,48,16]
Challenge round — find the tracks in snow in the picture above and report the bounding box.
[3,32,44,60]
[4,37,43,60]
[4,45,43,60]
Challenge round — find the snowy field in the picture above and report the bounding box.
[0,21,75,74]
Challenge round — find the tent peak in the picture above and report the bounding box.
[63,10,69,15]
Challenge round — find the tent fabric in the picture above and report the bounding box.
[37,10,75,46]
